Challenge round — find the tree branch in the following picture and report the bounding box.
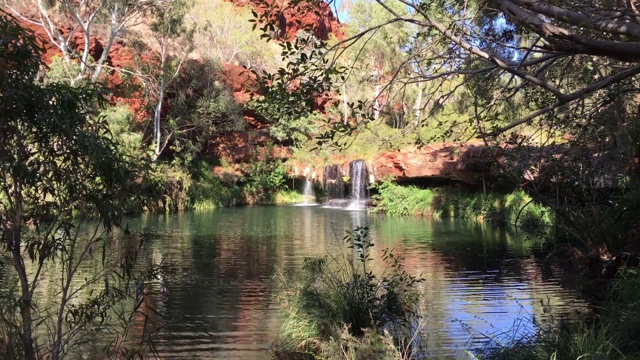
[512,0,640,38]
[496,0,640,61]
[489,64,640,135]
[395,0,570,100]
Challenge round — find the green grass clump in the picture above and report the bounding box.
[273,190,306,204]
[272,227,426,359]
[371,181,553,233]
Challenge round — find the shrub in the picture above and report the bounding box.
[100,105,144,157]
[371,182,553,233]
[190,159,243,209]
[273,189,306,204]
[42,55,81,84]
[148,162,194,212]
[273,227,425,359]
[243,156,288,204]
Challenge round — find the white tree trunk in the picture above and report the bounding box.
[91,27,118,82]
[343,83,348,125]
[154,78,165,158]
[414,87,423,124]
[374,83,380,119]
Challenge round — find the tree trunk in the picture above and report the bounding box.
[343,83,348,125]
[35,0,72,66]
[10,190,35,360]
[414,87,422,124]
[374,84,380,119]
[91,28,117,83]
[154,80,165,158]
[13,250,35,360]
[74,27,92,84]
[52,245,74,360]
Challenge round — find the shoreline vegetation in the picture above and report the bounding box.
[165,161,554,233]
[269,225,640,360]
[261,182,640,359]
[471,267,640,360]
[370,181,552,234]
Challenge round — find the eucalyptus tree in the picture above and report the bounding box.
[341,0,414,122]
[253,0,640,138]
[146,0,195,159]
[4,0,159,83]
[1,11,157,359]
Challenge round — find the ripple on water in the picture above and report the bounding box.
[123,207,589,359]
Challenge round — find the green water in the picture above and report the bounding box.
[0,205,586,358]
[112,205,588,359]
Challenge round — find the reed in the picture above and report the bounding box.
[475,269,640,359]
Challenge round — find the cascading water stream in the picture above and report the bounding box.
[347,160,369,210]
[318,161,369,209]
[323,165,345,200]
[302,178,316,204]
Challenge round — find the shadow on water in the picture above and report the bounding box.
[103,207,589,359]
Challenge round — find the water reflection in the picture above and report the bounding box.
[123,206,588,359]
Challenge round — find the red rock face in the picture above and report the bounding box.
[230,0,343,41]
[280,143,497,187]
[204,130,271,163]
[15,4,343,170]
[16,22,77,64]
[221,63,271,131]
[203,0,346,166]
[372,143,496,185]
[203,130,291,166]
[18,20,118,78]
[106,41,149,120]
[223,63,260,104]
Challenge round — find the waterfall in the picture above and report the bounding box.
[348,160,369,207]
[323,165,345,199]
[320,161,368,210]
[302,178,316,204]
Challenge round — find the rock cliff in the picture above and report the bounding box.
[372,143,496,186]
